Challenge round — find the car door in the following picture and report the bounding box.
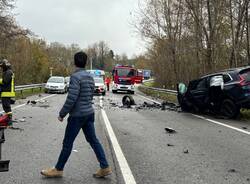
[187,77,209,109]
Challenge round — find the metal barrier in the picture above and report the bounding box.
[15,83,45,92]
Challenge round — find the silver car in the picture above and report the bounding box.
[45,76,67,94]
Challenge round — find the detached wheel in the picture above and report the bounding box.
[220,99,240,119]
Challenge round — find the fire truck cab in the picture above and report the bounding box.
[112,65,135,94]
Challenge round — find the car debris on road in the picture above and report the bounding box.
[107,96,180,113]
[165,127,177,134]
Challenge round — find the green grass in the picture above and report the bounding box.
[239,109,250,121]
[15,88,45,99]
[138,86,177,103]
[143,80,154,87]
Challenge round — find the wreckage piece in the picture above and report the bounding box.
[122,95,135,108]
[165,127,176,134]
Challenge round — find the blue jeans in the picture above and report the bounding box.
[55,113,109,170]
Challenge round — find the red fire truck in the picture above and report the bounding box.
[134,69,143,84]
[112,65,136,94]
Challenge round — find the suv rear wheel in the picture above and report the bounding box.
[220,99,240,119]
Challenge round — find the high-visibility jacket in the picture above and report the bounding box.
[0,69,15,97]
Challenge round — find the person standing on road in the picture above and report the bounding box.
[0,59,15,126]
[105,76,111,91]
[41,51,112,178]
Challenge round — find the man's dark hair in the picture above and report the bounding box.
[74,51,88,68]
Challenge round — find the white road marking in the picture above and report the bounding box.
[192,114,250,135]
[136,93,250,136]
[0,94,57,113]
[99,97,137,184]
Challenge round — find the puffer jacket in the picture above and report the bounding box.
[59,68,94,118]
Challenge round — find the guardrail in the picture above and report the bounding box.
[15,83,45,92]
[140,85,178,95]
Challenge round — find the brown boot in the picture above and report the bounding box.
[41,168,63,177]
[93,167,112,178]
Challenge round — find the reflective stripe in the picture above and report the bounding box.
[1,74,15,97]
[0,78,2,84]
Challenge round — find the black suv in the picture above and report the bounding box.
[177,66,250,118]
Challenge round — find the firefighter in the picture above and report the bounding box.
[0,59,15,126]
[105,76,111,91]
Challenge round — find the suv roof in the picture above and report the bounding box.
[202,66,250,79]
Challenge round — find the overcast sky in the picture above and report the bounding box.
[14,0,145,58]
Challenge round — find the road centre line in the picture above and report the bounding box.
[0,94,57,114]
[136,94,250,136]
[99,97,137,184]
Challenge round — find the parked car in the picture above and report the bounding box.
[177,66,250,119]
[45,76,67,94]
[65,76,70,91]
[94,77,106,96]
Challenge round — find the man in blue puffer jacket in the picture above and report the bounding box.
[41,52,112,178]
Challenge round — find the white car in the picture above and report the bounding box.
[45,76,67,94]
[94,77,106,96]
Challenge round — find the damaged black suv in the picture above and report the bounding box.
[177,66,250,119]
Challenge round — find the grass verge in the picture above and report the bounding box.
[138,86,177,103]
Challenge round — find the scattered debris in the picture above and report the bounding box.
[165,127,176,134]
[247,178,250,181]
[242,127,248,130]
[19,119,26,122]
[27,99,50,108]
[38,94,42,97]
[106,97,180,112]
[183,149,189,154]
[228,169,237,173]
[27,100,36,104]
[167,144,174,147]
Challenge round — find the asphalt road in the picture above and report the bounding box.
[0,90,250,184]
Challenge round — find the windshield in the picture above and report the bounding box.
[48,77,64,83]
[117,68,135,77]
[94,78,104,84]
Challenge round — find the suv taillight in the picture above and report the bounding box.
[239,75,247,86]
